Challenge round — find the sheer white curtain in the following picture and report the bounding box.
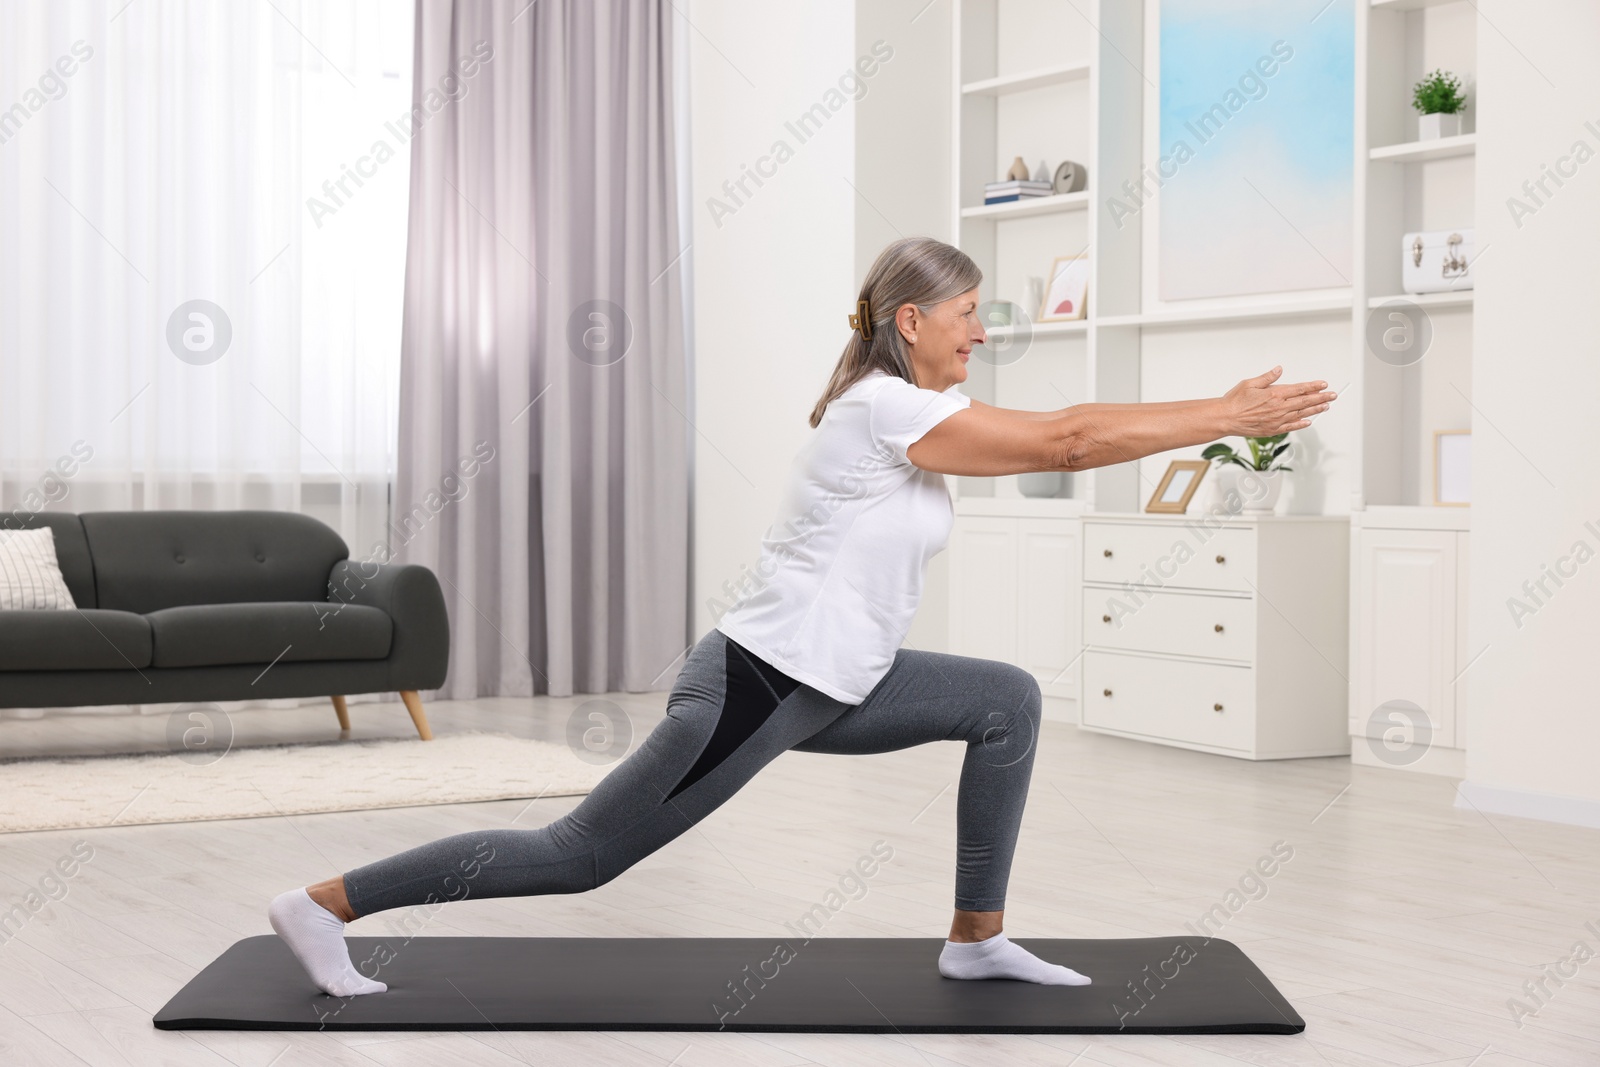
[1,0,410,537]
[0,1,413,716]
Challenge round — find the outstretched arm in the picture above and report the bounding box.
[907,365,1335,477]
[967,395,1222,423]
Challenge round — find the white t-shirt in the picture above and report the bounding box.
[715,368,972,704]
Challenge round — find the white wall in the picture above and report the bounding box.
[1461,0,1600,822]
[853,2,953,281]
[855,0,954,651]
[686,1,958,648]
[686,1,857,636]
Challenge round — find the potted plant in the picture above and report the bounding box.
[1412,69,1466,140]
[1202,434,1294,514]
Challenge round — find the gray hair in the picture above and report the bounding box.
[809,236,982,428]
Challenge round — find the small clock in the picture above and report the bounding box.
[1052,160,1087,195]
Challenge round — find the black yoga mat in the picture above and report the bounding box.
[153,935,1304,1034]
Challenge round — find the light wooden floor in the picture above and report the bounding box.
[1,692,1597,1066]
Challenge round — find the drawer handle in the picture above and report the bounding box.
[1103,688,1113,697]
[1214,623,1224,633]
[1213,702,1224,712]
[1216,554,1226,564]
[1103,548,1113,557]
[1102,614,1112,624]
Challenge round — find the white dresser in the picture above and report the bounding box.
[947,498,1082,701]
[1077,513,1350,760]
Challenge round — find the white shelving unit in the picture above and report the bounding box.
[1097,297,1353,330]
[1348,0,1479,776]
[942,2,1483,759]
[1370,0,1463,11]
[1352,0,1478,519]
[1366,288,1473,309]
[944,0,1131,708]
[961,61,1091,96]
[986,319,1087,341]
[946,0,1377,517]
[947,0,1140,514]
[944,2,1356,745]
[959,190,1089,220]
[1369,131,1476,162]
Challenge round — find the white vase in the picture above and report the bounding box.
[1018,471,1064,498]
[1238,469,1284,513]
[1417,112,1461,140]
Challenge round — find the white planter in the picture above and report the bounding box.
[1238,469,1284,514]
[1207,465,1243,515]
[1417,112,1462,140]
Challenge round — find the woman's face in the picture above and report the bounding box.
[900,287,985,393]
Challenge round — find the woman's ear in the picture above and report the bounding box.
[896,303,919,345]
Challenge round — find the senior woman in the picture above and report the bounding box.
[269,235,1337,996]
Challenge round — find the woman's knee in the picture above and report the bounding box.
[990,662,1042,722]
[967,662,1041,755]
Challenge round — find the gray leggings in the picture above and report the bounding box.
[342,627,1043,916]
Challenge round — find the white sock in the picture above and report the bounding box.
[267,888,388,998]
[938,932,1091,986]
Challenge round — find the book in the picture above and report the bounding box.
[984,179,1052,192]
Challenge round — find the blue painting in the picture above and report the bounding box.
[1155,0,1354,300]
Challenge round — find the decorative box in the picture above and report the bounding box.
[1401,229,1473,294]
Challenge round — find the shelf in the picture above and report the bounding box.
[954,496,1088,519]
[1371,0,1469,10]
[961,191,1090,221]
[986,319,1087,341]
[961,62,1091,97]
[1355,504,1471,531]
[1370,133,1476,163]
[1097,296,1352,330]
[1085,510,1348,525]
[1367,289,1474,309]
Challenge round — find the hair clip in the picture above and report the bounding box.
[848,298,872,341]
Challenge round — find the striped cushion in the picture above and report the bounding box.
[0,527,78,610]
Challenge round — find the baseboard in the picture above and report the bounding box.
[1455,781,1600,831]
[1349,739,1466,777]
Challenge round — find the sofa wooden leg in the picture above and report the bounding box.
[399,690,434,741]
[331,695,351,732]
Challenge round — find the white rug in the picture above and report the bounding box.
[0,732,613,833]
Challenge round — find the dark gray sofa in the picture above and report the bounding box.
[0,510,449,739]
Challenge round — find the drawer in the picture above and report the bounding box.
[1082,588,1255,662]
[1082,650,1254,752]
[1083,522,1256,593]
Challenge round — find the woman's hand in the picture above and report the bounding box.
[1220,366,1337,437]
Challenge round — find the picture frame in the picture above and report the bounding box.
[1145,459,1209,514]
[1038,253,1090,322]
[1433,430,1470,506]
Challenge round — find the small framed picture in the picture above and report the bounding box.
[1434,430,1469,506]
[1039,253,1090,322]
[1146,459,1208,514]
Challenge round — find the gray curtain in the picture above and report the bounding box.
[395,0,690,698]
